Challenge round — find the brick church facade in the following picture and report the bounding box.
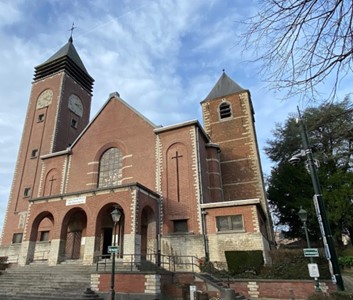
[0,38,273,267]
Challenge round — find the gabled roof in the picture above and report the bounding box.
[69,92,157,149]
[202,71,246,102]
[34,37,94,94]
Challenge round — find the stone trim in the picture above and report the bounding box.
[251,206,260,232]
[64,155,72,194]
[190,127,202,234]
[222,180,259,186]
[247,281,259,298]
[130,188,137,234]
[37,162,46,197]
[90,274,100,292]
[144,274,161,294]
[201,199,260,208]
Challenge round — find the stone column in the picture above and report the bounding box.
[48,239,63,266]
[123,234,141,263]
[83,236,96,265]
[18,240,35,266]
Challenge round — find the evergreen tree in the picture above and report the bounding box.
[266,98,353,244]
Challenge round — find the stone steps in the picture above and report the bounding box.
[197,273,249,300]
[0,262,100,300]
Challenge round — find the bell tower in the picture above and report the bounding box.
[1,37,94,245]
[201,71,269,210]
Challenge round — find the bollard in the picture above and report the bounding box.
[78,287,104,299]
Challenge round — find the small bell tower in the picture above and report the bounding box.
[201,71,267,204]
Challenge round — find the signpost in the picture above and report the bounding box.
[308,263,320,278]
[108,246,119,254]
[304,248,319,258]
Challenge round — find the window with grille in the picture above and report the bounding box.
[37,114,45,122]
[219,102,232,119]
[40,231,49,242]
[12,233,23,244]
[216,215,244,232]
[24,187,31,197]
[31,149,39,158]
[173,220,188,233]
[98,148,122,188]
[71,118,78,128]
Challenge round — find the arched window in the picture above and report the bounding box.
[98,148,122,188]
[219,102,232,119]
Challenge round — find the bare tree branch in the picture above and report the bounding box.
[240,0,353,102]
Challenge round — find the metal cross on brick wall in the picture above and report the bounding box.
[48,175,56,196]
[171,151,183,202]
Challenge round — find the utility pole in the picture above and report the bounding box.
[297,107,344,291]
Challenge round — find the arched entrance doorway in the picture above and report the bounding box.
[62,209,87,260]
[96,204,125,258]
[141,206,156,259]
[28,212,54,262]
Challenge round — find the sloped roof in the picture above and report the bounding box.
[34,37,94,94]
[202,72,246,102]
[37,37,88,73]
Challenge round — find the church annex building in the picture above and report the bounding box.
[0,38,273,268]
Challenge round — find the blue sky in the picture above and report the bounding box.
[1,0,347,235]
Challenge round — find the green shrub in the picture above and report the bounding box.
[209,249,331,280]
[340,246,353,257]
[339,256,353,268]
[307,291,353,300]
[259,249,331,280]
[225,250,263,274]
[330,291,353,299]
[306,293,331,300]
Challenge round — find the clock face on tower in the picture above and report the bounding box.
[68,94,83,117]
[36,89,53,109]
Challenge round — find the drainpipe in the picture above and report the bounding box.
[157,197,161,267]
[195,127,209,261]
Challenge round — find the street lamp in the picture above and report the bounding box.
[110,206,122,300]
[289,106,344,291]
[298,207,320,291]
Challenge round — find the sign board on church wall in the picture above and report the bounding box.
[66,196,86,206]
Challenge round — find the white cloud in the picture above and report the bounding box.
[0,1,22,26]
[0,0,323,234]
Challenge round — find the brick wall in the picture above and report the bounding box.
[94,272,336,300]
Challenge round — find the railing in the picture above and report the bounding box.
[95,252,201,273]
[3,255,19,264]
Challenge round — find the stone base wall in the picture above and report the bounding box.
[161,234,204,271]
[208,232,270,264]
[161,234,205,257]
[0,245,20,263]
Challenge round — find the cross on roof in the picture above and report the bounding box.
[68,22,76,41]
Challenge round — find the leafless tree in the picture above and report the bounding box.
[241,0,353,101]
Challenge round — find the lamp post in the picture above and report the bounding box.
[298,207,321,291]
[290,107,344,291]
[110,207,122,300]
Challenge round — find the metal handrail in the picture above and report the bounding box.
[94,252,200,273]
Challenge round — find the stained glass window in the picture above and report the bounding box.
[98,148,122,188]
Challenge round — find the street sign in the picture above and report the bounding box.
[304,248,319,257]
[308,263,320,278]
[108,246,119,254]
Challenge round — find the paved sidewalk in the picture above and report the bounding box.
[343,273,353,292]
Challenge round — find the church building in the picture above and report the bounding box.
[0,37,273,268]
